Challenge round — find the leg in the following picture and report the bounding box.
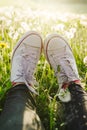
[64,82,87,130]
[0,84,44,130]
[44,33,87,130]
[0,31,44,130]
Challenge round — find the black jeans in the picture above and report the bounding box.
[0,84,44,130]
[63,83,87,130]
[0,83,87,130]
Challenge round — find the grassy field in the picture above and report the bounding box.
[0,3,87,130]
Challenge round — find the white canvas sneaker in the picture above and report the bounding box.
[44,34,80,102]
[11,31,43,94]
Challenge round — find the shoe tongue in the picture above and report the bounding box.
[58,88,71,102]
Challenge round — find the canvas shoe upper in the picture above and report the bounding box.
[44,34,80,102]
[11,31,43,94]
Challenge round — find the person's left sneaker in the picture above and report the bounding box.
[11,31,43,94]
[44,33,80,102]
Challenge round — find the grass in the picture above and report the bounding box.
[0,6,87,130]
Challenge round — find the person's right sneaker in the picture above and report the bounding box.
[44,33,80,102]
[11,31,43,94]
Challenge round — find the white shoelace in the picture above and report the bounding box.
[48,47,79,102]
[49,47,79,86]
[48,49,68,87]
[16,47,39,95]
